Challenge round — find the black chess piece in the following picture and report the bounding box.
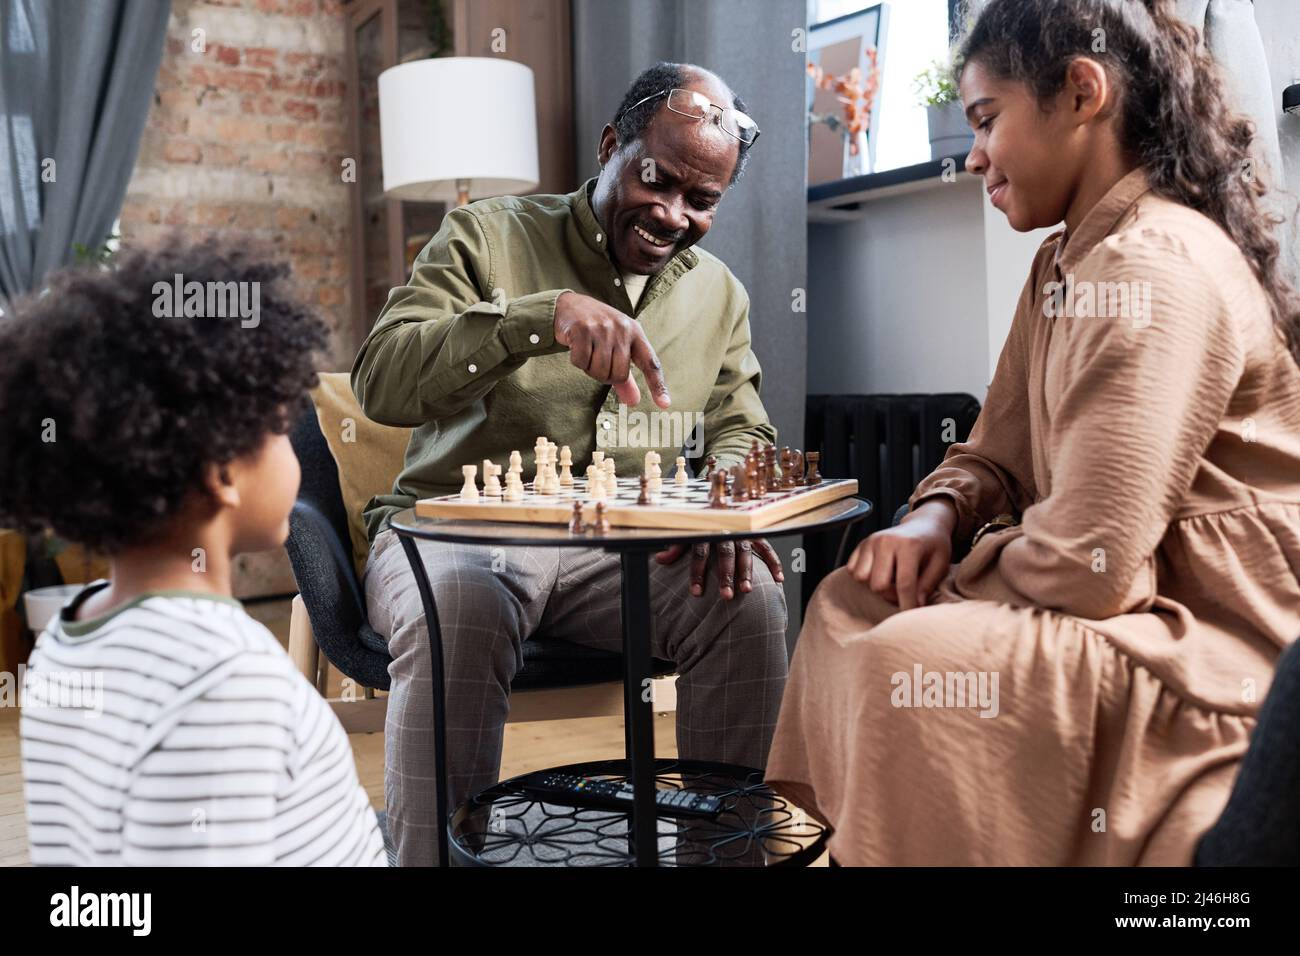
[804,450,822,485]
[780,452,800,489]
[593,501,610,534]
[637,475,651,505]
[708,469,728,508]
[730,464,747,501]
[568,501,584,533]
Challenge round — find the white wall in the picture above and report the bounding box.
[810,0,1300,399]
[808,175,1052,399]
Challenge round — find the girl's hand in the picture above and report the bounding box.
[846,499,956,610]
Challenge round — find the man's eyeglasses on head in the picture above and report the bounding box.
[618,88,761,146]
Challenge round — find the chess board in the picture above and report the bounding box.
[415,477,859,532]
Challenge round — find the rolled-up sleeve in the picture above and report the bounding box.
[952,229,1246,618]
[350,206,569,427]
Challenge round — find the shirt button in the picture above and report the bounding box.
[601,420,611,430]
[613,277,622,287]
[467,363,478,373]
[528,333,540,344]
[595,232,603,242]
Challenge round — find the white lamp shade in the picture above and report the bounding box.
[378,57,540,202]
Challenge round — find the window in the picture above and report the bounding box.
[808,0,958,173]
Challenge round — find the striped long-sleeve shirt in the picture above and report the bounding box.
[20,584,386,866]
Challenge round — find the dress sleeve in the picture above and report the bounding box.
[908,242,1051,547]
[952,226,1247,618]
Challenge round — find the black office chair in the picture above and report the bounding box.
[283,407,674,863]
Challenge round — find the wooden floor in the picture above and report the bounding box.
[3,601,826,866]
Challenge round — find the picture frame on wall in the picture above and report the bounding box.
[806,3,890,186]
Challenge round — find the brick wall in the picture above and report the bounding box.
[120,0,355,367]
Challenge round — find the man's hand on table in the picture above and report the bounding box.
[554,291,672,408]
[655,539,785,601]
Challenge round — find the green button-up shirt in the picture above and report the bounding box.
[351,177,777,541]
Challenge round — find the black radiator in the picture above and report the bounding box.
[800,392,982,608]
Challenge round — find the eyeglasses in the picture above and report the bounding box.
[618,88,761,146]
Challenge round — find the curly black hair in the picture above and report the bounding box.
[0,233,328,553]
[959,0,1300,366]
[612,61,753,185]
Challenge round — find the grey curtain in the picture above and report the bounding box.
[0,0,169,305]
[572,0,808,460]
[572,0,809,639]
[1175,0,1283,187]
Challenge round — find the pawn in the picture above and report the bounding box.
[568,501,585,534]
[593,501,611,534]
[460,464,479,500]
[674,456,689,487]
[602,458,618,496]
[637,475,651,506]
[708,469,728,508]
[704,454,717,477]
[586,465,606,500]
[559,446,574,487]
[503,472,523,502]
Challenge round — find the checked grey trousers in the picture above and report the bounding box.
[363,528,790,866]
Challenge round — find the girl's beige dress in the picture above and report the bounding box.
[766,168,1300,865]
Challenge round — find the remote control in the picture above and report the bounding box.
[519,771,724,820]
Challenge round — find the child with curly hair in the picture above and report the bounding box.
[0,236,386,866]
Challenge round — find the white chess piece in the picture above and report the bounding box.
[503,471,523,501]
[674,456,689,487]
[533,437,548,493]
[545,441,560,494]
[587,465,607,501]
[602,458,617,497]
[648,451,662,494]
[460,464,479,500]
[484,461,502,497]
[509,450,523,480]
[559,446,574,487]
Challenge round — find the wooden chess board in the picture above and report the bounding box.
[415,477,860,531]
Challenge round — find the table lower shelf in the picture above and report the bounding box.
[448,757,831,867]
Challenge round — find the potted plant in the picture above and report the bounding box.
[914,59,972,160]
[808,46,881,178]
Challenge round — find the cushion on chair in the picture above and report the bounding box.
[310,372,412,577]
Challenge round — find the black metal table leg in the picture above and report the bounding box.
[396,530,451,868]
[619,548,658,867]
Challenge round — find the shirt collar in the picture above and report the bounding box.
[1054,166,1153,277]
[571,176,699,274]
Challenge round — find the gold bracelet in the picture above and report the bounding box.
[971,513,1018,548]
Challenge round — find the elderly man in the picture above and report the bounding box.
[353,61,787,865]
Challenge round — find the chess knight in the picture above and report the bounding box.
[351,63,789,865]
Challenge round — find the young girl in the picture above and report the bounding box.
[766,0,1300,865]
[0,237,386,866]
